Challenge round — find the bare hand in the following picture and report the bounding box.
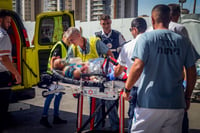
[15,72,22,84]
[122,91,130,101]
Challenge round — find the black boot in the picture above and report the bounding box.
[53,116,67,124]
[40,116,52,128]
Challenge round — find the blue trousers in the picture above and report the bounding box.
[128,87,138,133]
[42,91,62,117]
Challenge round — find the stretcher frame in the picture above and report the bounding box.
[51,70,125,133]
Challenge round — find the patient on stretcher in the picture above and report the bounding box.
[52,57,127,81]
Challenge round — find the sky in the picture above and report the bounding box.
[138,0,200,16]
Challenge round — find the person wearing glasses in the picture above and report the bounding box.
[94,14,126,131]
[114,17,147,133]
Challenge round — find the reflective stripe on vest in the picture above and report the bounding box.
[47,41,68,73]
[53,16,63,42]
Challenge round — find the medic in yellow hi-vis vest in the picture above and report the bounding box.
[47,40,68,73]
[40,34,69,126]
[66,27,114,62]
[71,36,100,62]
[65,27,114,131]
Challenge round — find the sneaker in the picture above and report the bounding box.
[40,116,52,128]
[53,116,67,124]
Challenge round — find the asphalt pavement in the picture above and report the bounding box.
[3,87,200,133]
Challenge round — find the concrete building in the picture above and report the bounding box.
[13,0,65,21]
[43,0,65,12]
[64,0,138,21]
[12,0,23,19]
[12,0,138,21]
[65,0,87,22]
[13,0,42,21]
[116,0,138,18]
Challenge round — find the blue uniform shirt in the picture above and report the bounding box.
[132,29,199,109]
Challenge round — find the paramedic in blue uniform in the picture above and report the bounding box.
[40,31,69,128]
[114,17,147,133]
[94,14,126,131]
[0,10,21,132]
[95,14,126,59]
[123,5,199,132]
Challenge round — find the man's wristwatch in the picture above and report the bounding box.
[123,87,131,93]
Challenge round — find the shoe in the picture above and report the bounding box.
[40,116,52,128]
[53,116,67,124]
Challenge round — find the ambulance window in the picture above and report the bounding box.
[39,18,54,45]
[62,14,71,31]
[39,14,72,45]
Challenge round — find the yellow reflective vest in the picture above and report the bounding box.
[71,37,100,62]
[47,41,68,73]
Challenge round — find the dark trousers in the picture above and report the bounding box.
[182,111,189,133]
[0,71,12,132]
[128,87,138,133]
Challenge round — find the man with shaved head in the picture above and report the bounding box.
[122,4,199,133]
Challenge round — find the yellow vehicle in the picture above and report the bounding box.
[0,0,75,107]
[31,10,75,83]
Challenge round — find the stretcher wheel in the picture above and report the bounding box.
[42,90,48,97]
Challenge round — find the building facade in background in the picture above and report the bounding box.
[12,0,138,21]
[13,0,42,21]
[64,0,138,21]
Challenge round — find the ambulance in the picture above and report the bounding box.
[0,0,75,108]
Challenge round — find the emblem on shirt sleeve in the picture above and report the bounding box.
[107,43,112,49]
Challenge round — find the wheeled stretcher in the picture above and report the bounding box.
[48,69,126,133]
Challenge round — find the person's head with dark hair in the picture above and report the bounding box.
[0,9,12,30]
[168,4,181,22]
[99,14,112,34]
[99,14,111,21]
[129,17,147,38]
[151,4,170,29]
[0,9,11,18]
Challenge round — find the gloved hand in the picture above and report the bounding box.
[183,80,186,89]
[107,71,116,81]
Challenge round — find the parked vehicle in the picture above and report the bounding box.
[0,0,75,108]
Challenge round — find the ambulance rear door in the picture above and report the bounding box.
[31,10,75,83]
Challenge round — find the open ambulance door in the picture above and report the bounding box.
[31,10,75,83]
